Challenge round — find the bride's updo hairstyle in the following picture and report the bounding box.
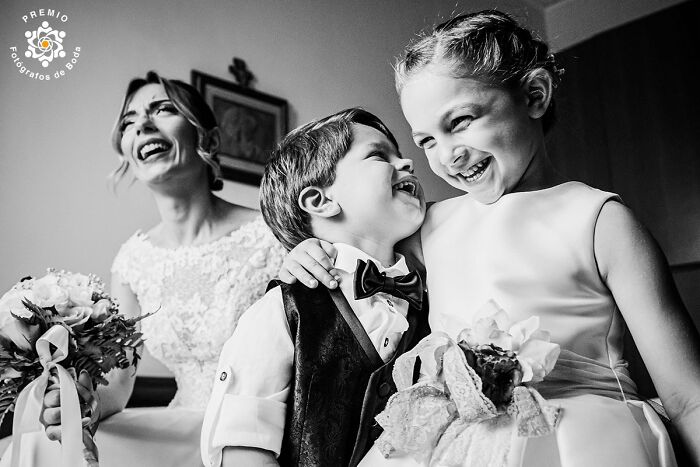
[110,71,223,191]
[394,10,564,134]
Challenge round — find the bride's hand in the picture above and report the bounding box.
[278,238,339,289]
[41,369,101,442]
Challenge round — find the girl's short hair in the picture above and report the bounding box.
[395,10,564,133]
[110,71,223,191]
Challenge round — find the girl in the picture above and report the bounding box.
[280,10,700,467]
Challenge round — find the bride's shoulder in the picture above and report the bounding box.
[117,228,152,253]
[111,228,155,281]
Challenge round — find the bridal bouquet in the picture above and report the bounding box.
[375,301,561,467]
[0,269,147,467]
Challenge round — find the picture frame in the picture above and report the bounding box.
[191,70,288,185]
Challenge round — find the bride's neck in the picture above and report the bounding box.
[151,184,221,246]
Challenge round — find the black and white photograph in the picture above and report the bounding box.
[1,1,699,466]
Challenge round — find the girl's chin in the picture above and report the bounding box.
[450,181,505,204]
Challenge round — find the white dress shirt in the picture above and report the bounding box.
[201,243,412,467]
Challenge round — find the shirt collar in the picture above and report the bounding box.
[333,243,409,278]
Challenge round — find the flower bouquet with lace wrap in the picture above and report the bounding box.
[374,301,561,467]
[0,269,148,467]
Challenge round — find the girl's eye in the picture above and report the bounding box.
[451,116,473,131]
[367,151,386,161]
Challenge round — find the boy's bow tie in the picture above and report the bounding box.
[353,259,423,309]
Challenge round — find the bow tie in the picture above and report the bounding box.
[353,259,423,309]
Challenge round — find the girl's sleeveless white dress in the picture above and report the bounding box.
[361,182,676,467]
[1,216,285,467]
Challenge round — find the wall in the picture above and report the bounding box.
[546,0,700,326]
[0,0,542,375]
[541,0,688,51]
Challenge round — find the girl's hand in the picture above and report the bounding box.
[278,239,339,289]
[41,369,101,442]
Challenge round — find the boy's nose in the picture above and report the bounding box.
[395,158,414,174]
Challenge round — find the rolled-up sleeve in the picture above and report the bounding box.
[201,286,293,467]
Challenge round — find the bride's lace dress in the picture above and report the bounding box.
[111,216,284,409]
[1,216,285,467]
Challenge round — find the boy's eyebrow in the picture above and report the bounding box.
[366,140,400,156]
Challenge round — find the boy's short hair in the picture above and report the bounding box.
[261,108,399,251]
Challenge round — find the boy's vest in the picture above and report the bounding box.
[272,280,429,467]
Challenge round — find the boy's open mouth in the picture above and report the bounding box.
[392,178,418,197]
[137,139,172,161]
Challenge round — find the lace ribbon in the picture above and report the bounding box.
[10,325,88,467]
[375,332,561,466]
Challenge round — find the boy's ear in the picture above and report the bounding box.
[298,186,341,218]
[523,69,553,120]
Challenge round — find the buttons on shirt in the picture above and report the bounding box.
[378,382,392,397]
[386,299,394,308]
[219,371,228,381]
[383,337,389,348]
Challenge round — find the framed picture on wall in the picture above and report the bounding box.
[192,70,288,185]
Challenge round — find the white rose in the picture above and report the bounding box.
[32,275,69,309]
[62,273,90,289]
[91,299,113,323]
[34,273,59,287]
[58,305,93,328]
[68,286,94,307]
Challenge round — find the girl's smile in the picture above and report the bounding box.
[400,67,545,204]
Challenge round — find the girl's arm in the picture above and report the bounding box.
[595,200,700,464]
[278,239,339,289]
[277,211,430,290]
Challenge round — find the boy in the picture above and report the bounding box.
[201,108,428,467]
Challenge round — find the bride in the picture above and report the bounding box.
[1,71,285,467]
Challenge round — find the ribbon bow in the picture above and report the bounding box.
[375,333,561,466]
[353,259,423,309]
[11,325,84,467]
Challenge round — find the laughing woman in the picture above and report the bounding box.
[1,71,285,467]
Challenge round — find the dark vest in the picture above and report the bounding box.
[273,280,429,467]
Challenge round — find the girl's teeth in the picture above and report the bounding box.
[461,158,489,182]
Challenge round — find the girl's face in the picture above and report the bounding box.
[400,67,543,204]
[118,83,204,187]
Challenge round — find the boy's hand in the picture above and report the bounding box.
[41,369,100,442]
[278,239,339,289]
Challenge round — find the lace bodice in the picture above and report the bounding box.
[111,216,285,409]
